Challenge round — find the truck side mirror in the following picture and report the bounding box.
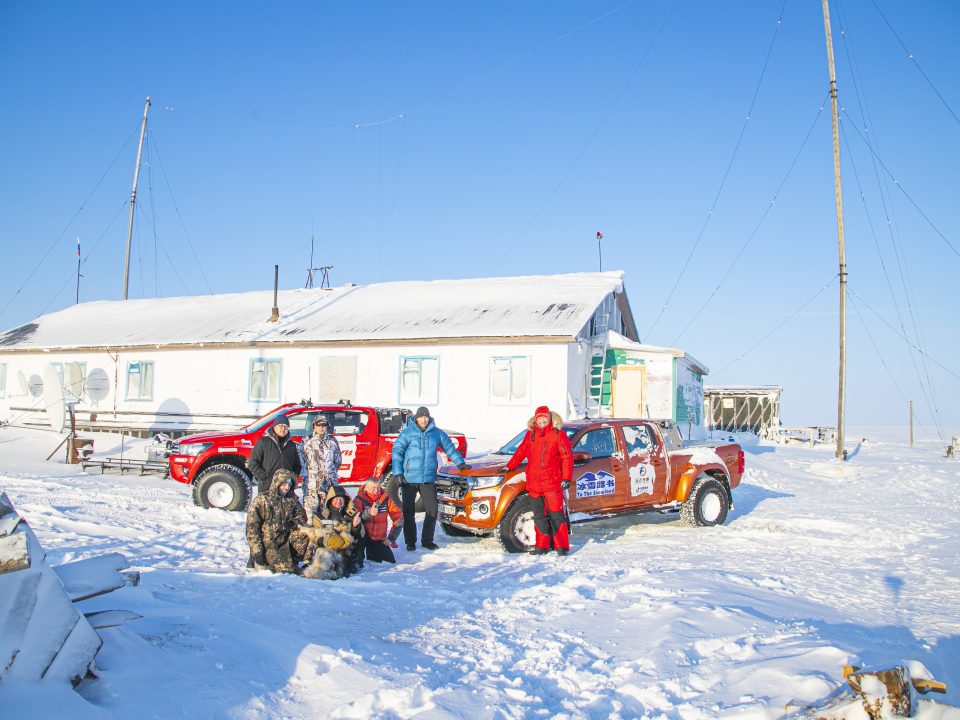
[572,451,592,466]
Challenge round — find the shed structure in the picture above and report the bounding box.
[704,385,782,440]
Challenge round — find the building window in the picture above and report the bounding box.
[399,356,438,406]
[249,359,282,402]
[489,356,530,405]
[49,361,86,401]
[125,361,154,401]
[0,363,6,399]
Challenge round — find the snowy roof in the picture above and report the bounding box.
[605,331,709,375]
[0,271,627,351]
[704,385,783,394]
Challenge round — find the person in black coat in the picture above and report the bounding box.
[248,418,302,495]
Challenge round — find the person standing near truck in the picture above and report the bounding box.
[499,405,573,555]
[392,406,469,552]
[302,416,342,524]
[248,418,302,495]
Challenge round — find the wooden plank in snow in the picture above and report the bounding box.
[0,529,30,575]
[0,512,22,538]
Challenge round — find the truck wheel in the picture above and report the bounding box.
[440,522,475,538]
[496,495,537,553]
[383,471,424,513]
[680,476,729,527]
[193,464,251,512]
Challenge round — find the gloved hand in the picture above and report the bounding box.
[561,480,571,490]
[496,465,510,474]
[458,463,471,471]
[394,474,405,485]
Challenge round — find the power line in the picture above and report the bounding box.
[868,0,960,129]
[848,288,960,384]
[670,94,826,346]
[710,275,837,379]
[491,0,680,274]
[645,0,790,341]
[0,122,140,319]
[149,132,214,294]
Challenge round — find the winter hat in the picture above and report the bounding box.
[273,469,296,486]
[414,406,431,420]
[271,417,290,429]
[535,405,551,421]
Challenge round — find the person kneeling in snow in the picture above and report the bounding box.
[245,469,309,573]
[299,486,365,579]
[354,478,402,564]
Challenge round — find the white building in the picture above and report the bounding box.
[0,271,707,447]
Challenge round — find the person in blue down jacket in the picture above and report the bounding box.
[391,406,469,552]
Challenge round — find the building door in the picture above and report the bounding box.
[611,366,645,418]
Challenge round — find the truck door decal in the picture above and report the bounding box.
[337,435,357,479]
[575,471,615,498]
[629,463,656,496]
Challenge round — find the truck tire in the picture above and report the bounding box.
[680,476,729,527]
[440,522,476,538]
[383,471,424,513]
[193,464,251,512]
[495,495,537,553]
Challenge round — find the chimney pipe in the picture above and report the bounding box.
[269,265,280,322]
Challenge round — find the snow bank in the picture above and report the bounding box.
[0,425,957,717]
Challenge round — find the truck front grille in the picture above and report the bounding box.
[436,473,469,500]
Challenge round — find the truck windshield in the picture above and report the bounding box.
[495,427,578,455]
[243,408,294,433]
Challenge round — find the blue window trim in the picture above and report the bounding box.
[124,360,154,402]
[248,358,283,403]
[397,355,440,407]
[489,355,531,405]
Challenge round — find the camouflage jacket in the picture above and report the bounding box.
[246,470,307,564]
[303,432,342,494]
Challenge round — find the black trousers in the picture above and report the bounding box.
[362,536,397,563]
[401,482,438,546]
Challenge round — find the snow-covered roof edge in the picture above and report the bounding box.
[605,331,709,375]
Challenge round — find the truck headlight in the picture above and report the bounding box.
[470,475,503,490]
[177,442,212,457]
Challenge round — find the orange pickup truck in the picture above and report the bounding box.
[435,418,745,552]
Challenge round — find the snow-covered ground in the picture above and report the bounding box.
[2,425,959,718]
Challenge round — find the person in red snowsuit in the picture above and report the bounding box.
[501,405,573,555]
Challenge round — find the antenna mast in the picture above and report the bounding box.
[821,0,847,459]
[123,96,151,301]
[305,234,321,288]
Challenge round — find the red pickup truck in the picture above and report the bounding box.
[167,403,468,512]
[435,418,745,552]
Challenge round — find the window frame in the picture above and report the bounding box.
[573,426,618,459]
[248,358,283,403]
[398,355,440,407]
[124,360,155,402]
[489,356,531,406]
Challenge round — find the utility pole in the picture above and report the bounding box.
[75,237,82,304]
[596,231,603,272]
[909,400,914,448]
[821,1,847,460]
[123,96,151,300]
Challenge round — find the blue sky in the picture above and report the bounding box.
[1,1,957,433]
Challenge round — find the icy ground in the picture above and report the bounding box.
[1,426,959,719]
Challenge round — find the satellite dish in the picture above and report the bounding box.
[27,374,44,398]
[65,362,84,398]
[17,370,29,396]
[85,368,110,403]
[43,365,66,434]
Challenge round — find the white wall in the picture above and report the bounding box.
[0,342,574,452]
